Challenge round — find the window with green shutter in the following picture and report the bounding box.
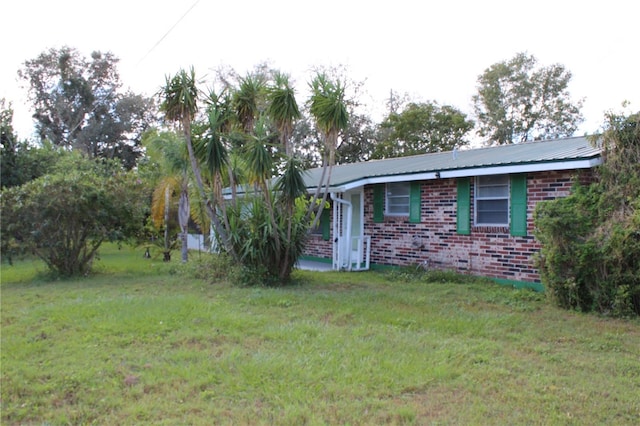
[457,178,471,235]
[373,184,384,223]
[409,181,421,223]
[475,175,509,225]
[321,208,331,240]
[510,174,527,236]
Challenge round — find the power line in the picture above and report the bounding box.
[137,0,201,66]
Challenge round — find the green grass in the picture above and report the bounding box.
[2,245,639,425]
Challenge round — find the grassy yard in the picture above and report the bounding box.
[1,245,639,425]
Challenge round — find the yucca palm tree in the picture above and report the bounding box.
[266,72,301,157]
[160,68,235,259]
[307,72,349,226]
[233,73,266,135]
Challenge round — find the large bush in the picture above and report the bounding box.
[1,156,148,276]
[535,111,640,316]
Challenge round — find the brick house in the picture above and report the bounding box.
[301,136,602,289]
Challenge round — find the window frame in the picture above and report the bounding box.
[474,175,510,226]
[385,182,411,216]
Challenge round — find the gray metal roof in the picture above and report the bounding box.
[302,136,601,191]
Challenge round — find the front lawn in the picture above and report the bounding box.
[1,246,638,425]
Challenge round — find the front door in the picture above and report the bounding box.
[332,190,369,270]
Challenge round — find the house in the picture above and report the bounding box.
[301,136,602,290]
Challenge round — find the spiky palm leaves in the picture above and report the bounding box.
[267,72,301,156]
[309,73,348,166]
[158,67,339,284]
[307,73,349,226]
[160,68,235,258]
[233,73,266,134]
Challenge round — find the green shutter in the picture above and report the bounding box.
[510,174,527,236]
[456,178,471,235]
[373,184,384,223]
[321,208,331,241]
[409,181,421,223]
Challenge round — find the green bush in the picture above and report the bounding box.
[1,155,148,277]
[534,111,640,317]
[225,192,309,287]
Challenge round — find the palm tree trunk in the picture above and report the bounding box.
[178,183,190,263]
[181,119,239,261]
[164,186,170,257]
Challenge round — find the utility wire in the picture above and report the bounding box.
[67,1,201,137]
[137,0,201,65]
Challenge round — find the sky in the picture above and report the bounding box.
[2,0,639,142]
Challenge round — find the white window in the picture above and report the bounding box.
[475,175,509,225]
[386,182,410,216]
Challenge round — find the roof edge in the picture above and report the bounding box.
[307,157,602,193]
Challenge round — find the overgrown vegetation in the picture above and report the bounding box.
[2,245,638,425]
[535,111,640,316]
[158,68,348,286]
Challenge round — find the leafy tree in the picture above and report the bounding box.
[373,101,473,159]
[473,52,583,144]
[18,46,155,168]
[336,112,377,163]
[1,155,148,275]
[0,99,18,186]
[290,115,323,168]
[1,98,63,188]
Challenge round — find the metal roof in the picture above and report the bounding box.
[302,136,602,192]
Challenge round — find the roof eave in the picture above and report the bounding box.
[305,157,602,193]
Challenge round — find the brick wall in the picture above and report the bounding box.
[303,169,595,283]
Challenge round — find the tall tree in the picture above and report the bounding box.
[307,72,349,227]
[1,98,63,188]
[373,101,474,159]
[266,72,301,157]
[1,99,19,188]
[160,68,235,259]
[335,112,377,164]
[18,46,154,168]
[472,52,583,144]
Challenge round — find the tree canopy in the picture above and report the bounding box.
[19,47,155,168]
[1,154,148,275]
[373,101,474,159]
[472,52,583,145]
[1,99,63,189]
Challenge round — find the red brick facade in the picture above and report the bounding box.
[304,170,595,283]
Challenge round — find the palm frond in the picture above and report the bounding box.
[150,176,180,227]
[160,67,198,124]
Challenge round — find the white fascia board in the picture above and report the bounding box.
[439,158,602,178]
[309,158,601,193]
[331,172,440,192]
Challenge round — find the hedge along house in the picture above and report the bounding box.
[302,136,602,289]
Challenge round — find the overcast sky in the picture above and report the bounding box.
[2,0,638,141]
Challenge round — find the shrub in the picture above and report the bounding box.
[534,111,640,316]
[1,156,148,277]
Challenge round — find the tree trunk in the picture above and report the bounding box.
[178,187,190,263]
[181,119,239,262]
[164,186,170,253]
